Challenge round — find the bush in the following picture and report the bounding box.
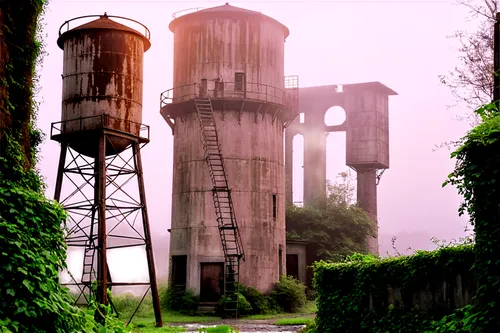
[159,286,199,314]
[237,284,279,315]
[216,293,253,317]
[110,292,153,318]
[313,246,475,332]
[270,275,307,313]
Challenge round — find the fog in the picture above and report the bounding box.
[38,0,474,285]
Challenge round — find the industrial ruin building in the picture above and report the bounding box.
[160,3,299,308]
[285,83,397,254]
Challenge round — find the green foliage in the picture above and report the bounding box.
[216,293,252,317]
[442,102,500,332]
[237,284,280,315]
[313,245,475,333]
[111,293,155,319]
[274,317,314,326]
[286,171,374,261]
[270,276,307,313]
[197,325,237,333]
[159,286,199,315]
[298,321,317,333]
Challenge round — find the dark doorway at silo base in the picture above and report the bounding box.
[200,263,224,303]
[286,254,299,281]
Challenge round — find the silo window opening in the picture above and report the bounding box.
[279,248,283,276]
[272,193,277,221]
[171,255,187,288]
[235,72,245,91]
[299,113,305,124]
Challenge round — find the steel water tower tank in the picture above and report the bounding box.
[161,3,298,297]
[56,13,151,157]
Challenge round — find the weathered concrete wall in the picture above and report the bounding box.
[170,5,287,104]
[169,108,286,294]
[368,273,475,313]
[59,18,147,157]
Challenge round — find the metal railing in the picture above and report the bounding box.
[50,114,150,141]
[58,14,151,40]
[171,7,205,19]
[160,81,297,109]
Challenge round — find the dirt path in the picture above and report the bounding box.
[167,315,314,332]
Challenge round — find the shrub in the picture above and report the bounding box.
[237,284,279,315]
[110,292,154,318]
[270,275,307,313]
[313,245,475,332]
[160,286,199,314]
[216,293,253,317]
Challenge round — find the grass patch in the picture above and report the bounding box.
[137,326,187,333]
[274,318,314,326]
[245,300,316,320]
[131,310,221,326]
[198,325,236,333]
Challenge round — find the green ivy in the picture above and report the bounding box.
[443,102,500,332]
[313,245,475,333]
[0,1,132,332]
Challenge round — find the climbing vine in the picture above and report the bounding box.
[0,1,129,332]
[443,102,500,332]
[313,246,475,333]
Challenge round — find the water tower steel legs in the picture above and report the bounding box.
[53,131,163,327]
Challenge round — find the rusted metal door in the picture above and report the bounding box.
[200,263,224,302]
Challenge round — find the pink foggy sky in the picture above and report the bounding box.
[38,0,474,254]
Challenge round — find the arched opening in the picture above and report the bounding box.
[292,134,304,207]
[324,105,346,127]
[326,131,348,189]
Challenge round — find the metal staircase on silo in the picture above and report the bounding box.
[194,97,245,318]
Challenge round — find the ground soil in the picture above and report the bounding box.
[168,315,314,332]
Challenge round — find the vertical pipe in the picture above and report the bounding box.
[133,142,163,327]
[284,129,294,204]
[356,168,378,255]
[494,13,500,108]
[96,133,108,307]
[54,143,67,202]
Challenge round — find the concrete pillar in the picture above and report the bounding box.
[356,168,378,255]
[303,129,327,206]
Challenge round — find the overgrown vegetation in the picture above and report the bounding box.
[286,171,374,262]
[159,286,200,315]
[197,326,237,333]
[313,245,475,333]
[274,317,314,326]
[0,1,131,332]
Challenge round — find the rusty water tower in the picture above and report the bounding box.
[160,3,299,316]
[51,13,162,326]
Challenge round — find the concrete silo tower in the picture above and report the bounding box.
[51,14,162,326]
[160,3,299,315]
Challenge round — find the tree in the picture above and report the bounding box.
[286,171,375,262]
[439,0,497,119]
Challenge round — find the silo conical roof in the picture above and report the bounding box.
[57,14,151,51]
[169,3,289,38]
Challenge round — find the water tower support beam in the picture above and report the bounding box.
[52,122,163,327]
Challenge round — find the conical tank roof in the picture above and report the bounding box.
[169,3,289,38]
[57,14,151,51]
